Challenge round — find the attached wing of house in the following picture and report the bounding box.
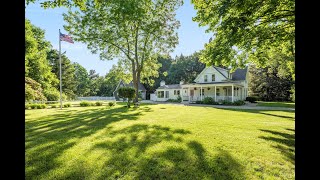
[154,66,249,102]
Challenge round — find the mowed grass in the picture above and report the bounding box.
[257,101,295,108]
[25,103,295,179]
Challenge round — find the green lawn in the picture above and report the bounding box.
[257,101,295,108]
[26,103,295,179]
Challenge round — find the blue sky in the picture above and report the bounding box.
[25,0,212,76]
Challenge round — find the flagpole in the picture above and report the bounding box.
[59,29,63,110]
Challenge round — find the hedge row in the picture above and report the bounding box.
[195,97,245,106]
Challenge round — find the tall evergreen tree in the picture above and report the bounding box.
[47,49,77,99]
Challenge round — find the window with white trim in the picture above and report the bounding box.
[204,75,208,82]
[157,91,164,98]
[212,74,215,81]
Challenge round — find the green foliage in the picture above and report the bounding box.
[25,104,30,110]
[195,100,203,104]
[118,87,136,107]
[177,95,182,102]
[51,104,57,108]
[138,98,142,102]
[95,101,103,106]
[63,103,71,108]
[47,49,77,99]
[220,100,233,106]
[246,96,259,103]
[80,101,91,107]
[249,64,294,101]
[43,88,60,101]
[166,99,181,103]
[232,100,246,106]
[25,77,47,101]
[29,104,47,109]
[192,0,294,74]
[73,62,91,97]
[202,97,214,104]
[108,101,116,107]
[25,19,58,91]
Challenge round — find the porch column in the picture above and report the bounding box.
[231,85,234,102]
[214,86,216,101]
[200,86,202,101]
[188,87,190,102]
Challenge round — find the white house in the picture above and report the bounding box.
[153,66,249,103]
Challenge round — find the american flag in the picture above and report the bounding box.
[60,33,74,44]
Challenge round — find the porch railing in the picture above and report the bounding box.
[186,95,242,102]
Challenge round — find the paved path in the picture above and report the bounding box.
[140,100,295,111]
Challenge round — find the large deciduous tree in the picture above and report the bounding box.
[192,0,295,72]
[63,0,183,102]
[25,19,59,93]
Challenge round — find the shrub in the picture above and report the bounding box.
[63,103,71,108]
[118,87,136,107]
[51,104,57,108]
[138,98,142,101]
[91,102,96,106]
[195,100,203,104]
[177,95,182,102]
[246,96,259,103]
[40,104,47,109]
[25,77,47,101]
[108,101,116,107]
[232,100,245,106]
[203,97,214,104]
[166,99,181,103]
[95,101,103,106]
[25,104,30,110]
[80,101,91,107]
[221,100,233,105]
[43,88,60,101]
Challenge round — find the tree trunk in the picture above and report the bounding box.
[131,61,139,103]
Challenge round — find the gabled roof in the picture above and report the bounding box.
[113,80,147,93]
[212,66,229,79]
[157,84,181,90]
[128,81,147,91]
[231,67,248,81]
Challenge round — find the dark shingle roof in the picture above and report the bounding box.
[157,84,181,89]
[128,81,147,91]
[114,80,146,93]
[231,67,248,81]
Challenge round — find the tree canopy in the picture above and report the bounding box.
[192,0,295,72]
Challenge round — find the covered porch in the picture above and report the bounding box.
[181,83,246,103]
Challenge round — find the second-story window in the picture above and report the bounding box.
[212,74,215,81]
[204,75,208,82]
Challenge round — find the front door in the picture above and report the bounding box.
[190,90,194,101]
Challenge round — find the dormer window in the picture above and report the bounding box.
[204,75,208,82]
[212,74,215,81]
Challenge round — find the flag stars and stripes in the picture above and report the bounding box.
[60,32,74,44]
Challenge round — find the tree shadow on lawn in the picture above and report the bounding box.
[26,106,247,179]
[70,124,246,179]
[25,105,154,179]
[259,129,295,164]
[211,107,295,121]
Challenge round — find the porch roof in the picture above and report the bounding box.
[181,81,244,87]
